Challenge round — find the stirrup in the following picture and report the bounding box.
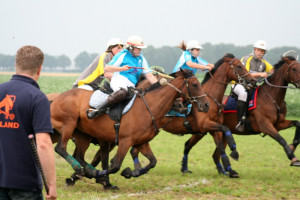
[87,108,100,119]
[235,121,245,132]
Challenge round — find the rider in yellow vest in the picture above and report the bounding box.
[233,40,274,132]
[73,38,124,90]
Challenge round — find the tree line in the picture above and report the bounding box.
[1,43,299,73]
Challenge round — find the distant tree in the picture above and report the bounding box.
[57,55,71,71]
[43,54,57,71]
[74,51,95,71]
[0,54,15,71]
[143,45,181,73]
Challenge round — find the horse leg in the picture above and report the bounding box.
[95,139,131,179]
[130,146,142,170]
[94,142,119,190]
[212,146,227,175]
[181,133,207,173]
[275,119,300,153]
[211,131,239,178]
[219,125,239,161]
[261,123,300,167]
[55,126,83,175]
[121,142,157,179]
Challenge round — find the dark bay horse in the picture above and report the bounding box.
[180,56,300,174]
[129,54,256,178]
[50,69,209,186]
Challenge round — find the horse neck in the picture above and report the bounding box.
[144,78,184,118]
[203,70,229,103]
[262,67,288,104]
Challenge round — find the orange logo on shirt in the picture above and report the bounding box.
[0,95,16,120]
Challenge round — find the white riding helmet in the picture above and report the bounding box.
[186,40,204,50]
[253,40,267,51]
[106,38,124,49]
[126,35,147,49]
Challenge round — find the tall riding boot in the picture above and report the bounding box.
[87,88,128,119]
[235,100,246,132]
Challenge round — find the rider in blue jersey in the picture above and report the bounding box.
[87,36,158,119]
[173,40,214,74]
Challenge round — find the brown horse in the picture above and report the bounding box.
[129,54,256,178]
[180,56,300,174]
[50,69,209,186]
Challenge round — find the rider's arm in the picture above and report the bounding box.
[104,65,130,72]
[186,60,213,71]
[145,72,158,84]
[36,132,57,199]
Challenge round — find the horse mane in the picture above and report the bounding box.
[170,69,194,79]
[202,53,235,85]
[178,40,187,51]
[273,56,296,70]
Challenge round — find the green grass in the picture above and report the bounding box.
[1,73,300,199]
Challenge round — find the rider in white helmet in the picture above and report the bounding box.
[87,35,158,119]
[173,40,214,74]
[73,38,124,90]
[233,40,274,132]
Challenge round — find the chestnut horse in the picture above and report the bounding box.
[51,69,209,186]
[180,56,300,175]
[129,54,256,178]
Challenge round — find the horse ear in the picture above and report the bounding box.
[223,57,231,62]
[180,68,184,73]
[283,56,293,65]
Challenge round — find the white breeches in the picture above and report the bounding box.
[232,84,248,102]
[78,84,94,91]
[110,73,135,92]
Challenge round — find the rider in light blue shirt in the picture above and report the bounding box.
[87,36,158,119]
[108,48,151,85]
[173,40,214,74]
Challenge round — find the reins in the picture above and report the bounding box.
[205,57,251,112]
[133,75,206,135]
[264,62,300,89]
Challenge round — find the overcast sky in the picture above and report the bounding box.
[1,0,300,59]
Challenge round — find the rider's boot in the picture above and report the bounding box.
[235,100,246,133]
[87,88,128,119]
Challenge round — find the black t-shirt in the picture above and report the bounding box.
[0,75,53,191]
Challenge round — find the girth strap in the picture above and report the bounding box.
[133,88,159,135]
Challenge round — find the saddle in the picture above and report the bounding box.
[223,87,258,113]
[223,87,261,135]
[91,81,135,144]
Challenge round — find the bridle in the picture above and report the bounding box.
[208,58,251,87]
[134,74,207,135]
[205,57,252,112]
[264,61,300,89]
[166,76,207,104]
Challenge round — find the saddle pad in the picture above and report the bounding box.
[89,90,136,115]
[165,104,192,117]
[223,87,258,113]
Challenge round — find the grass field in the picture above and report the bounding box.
[1,73,300,199]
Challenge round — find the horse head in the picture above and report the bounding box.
[202,53,256,88]
[171,69,209,112]
[282,56,300,88]
[222,54,256,88]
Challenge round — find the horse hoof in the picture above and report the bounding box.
[121,167,132,179]
[104,184,120,190]
[290,160,300,167]
[181,169,192,174]
[229,170,239,178]
[65,178,76,186]
[230,150,239,161]
[217,168,228,176]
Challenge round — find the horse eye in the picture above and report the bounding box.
[237,65,242,69]
[292,68,296,71]
[192,83,198,88]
